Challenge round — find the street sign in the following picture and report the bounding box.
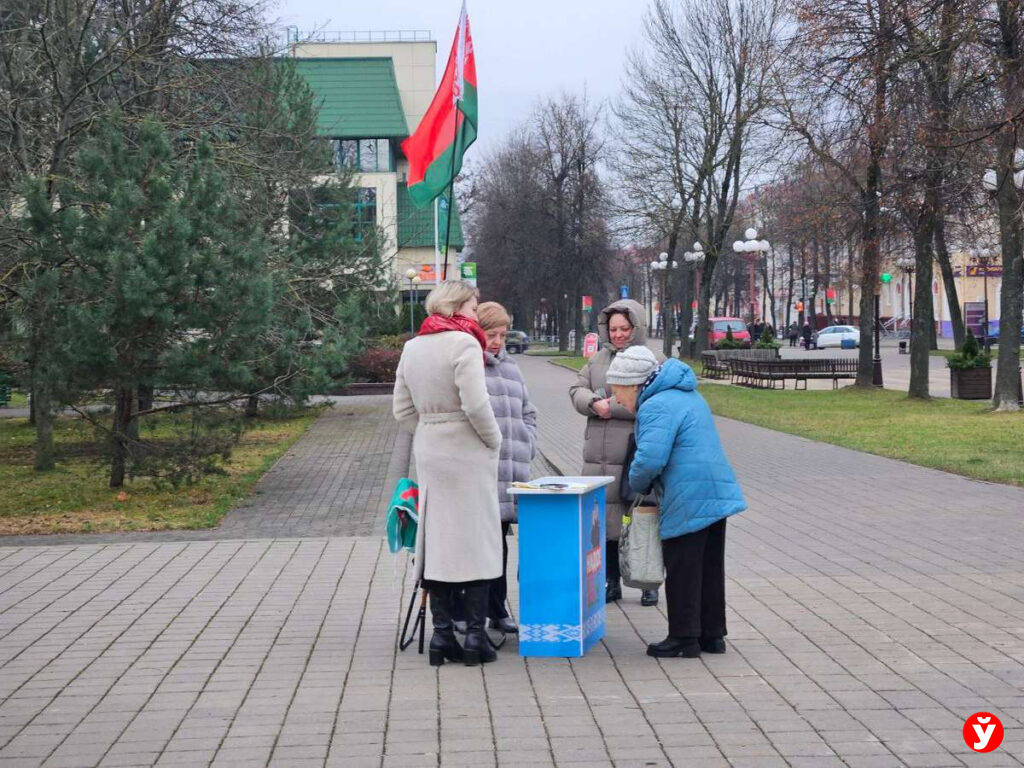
[459,262,477,286]
[620,285,629,299]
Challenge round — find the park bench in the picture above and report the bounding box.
[700,351,728,379]
[700,348,779,380]
[728,358,859,390]
[793,358,858,390]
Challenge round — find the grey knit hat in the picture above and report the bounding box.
[606,345,659,386]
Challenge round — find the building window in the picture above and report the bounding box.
[353,187,377,239]
[331,138,393,172]
[289,186,377,242]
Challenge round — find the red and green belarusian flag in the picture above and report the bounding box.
[401,2,477,208]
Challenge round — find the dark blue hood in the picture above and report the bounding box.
[637,359,697,406]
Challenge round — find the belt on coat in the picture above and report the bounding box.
[419,411,469,424]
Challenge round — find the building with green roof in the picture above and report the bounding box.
[289,34,465,290]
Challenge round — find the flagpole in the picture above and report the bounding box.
[441,124,459,281]
[434,195,441,287]
[442,0,468,282]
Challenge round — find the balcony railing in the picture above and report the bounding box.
[286,29,432,44]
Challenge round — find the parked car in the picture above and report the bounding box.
[505,329,531,354]
[812,325,860,349]
[708,317,751,348]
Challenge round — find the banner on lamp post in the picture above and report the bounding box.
[459,261,477,286]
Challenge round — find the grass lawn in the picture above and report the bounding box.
[2,391,28,408]
[0,408,319,535]
[695,384,1024,486]
[525,348,568,357]
[550,356,588,371]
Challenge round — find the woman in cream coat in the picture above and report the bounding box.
[393,280,503,666]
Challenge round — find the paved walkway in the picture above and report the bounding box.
[1,361,1024,766]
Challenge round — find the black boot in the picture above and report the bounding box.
[641,588,659,606]
[428,584,464,666]
[646,636,701,658]
[462,584,497,666]
[606,539,622,603]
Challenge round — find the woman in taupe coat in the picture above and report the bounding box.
[569,298,661,605]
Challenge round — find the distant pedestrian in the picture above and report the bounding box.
[569,299,662,607]
[608,346,746,658]
[802,321,813,351]
[393,280,503,667]
[787,322,799,347]
[452,301,538,636]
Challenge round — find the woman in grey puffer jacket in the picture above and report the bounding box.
[454,302,538,635]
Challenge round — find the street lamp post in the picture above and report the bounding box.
[404,268,422,334]
[733,228,770,323]
[896,256,915,337]
[650,251,677,342]
[683,243,706,353]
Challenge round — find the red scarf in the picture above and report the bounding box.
[419,313,488,357]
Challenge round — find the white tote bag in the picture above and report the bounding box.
[619,495,663,590]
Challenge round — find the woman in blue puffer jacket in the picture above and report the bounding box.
[607,346,746,659]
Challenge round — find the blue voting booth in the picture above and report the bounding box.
[509,476,615,658]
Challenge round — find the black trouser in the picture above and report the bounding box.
[488,521,512,620]
[452,521,512,622]
[661,519,727,639]
[606,539,620,584]
[789,336,797,347]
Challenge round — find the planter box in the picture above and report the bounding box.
[332,382,395,396]
[950,367,991,400]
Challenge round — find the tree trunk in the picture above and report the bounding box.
[557,296,570,353]
[572,288,583,356]
[31,367,55,471]
[109,384,135,488]
[785,243,795,330]
[934,219,963,348]
[992,0,1024,410]
[909,217,935,399]
[138,383,154,412]
[245,394,260,418]
[680,268,694,359]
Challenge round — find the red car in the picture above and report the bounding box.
[708,317,751,348]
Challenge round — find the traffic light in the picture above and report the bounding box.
[880,272,892,284]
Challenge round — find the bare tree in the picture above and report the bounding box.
[614,0,784,356]
[779,0,901,386]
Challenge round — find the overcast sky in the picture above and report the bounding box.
[273,0,647,153]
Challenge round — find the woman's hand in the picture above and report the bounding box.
[590,398,613,420]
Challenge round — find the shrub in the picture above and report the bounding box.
[754,325,780,350]
[376,333,413,351]
[349,347,401,382]
[716,327,743,350]
[947,329,991,370]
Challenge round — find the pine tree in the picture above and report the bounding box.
[31,120,274,486]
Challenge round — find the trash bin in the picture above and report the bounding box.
[509,476,614,658]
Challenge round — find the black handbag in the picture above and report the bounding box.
[620,433,657,505]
